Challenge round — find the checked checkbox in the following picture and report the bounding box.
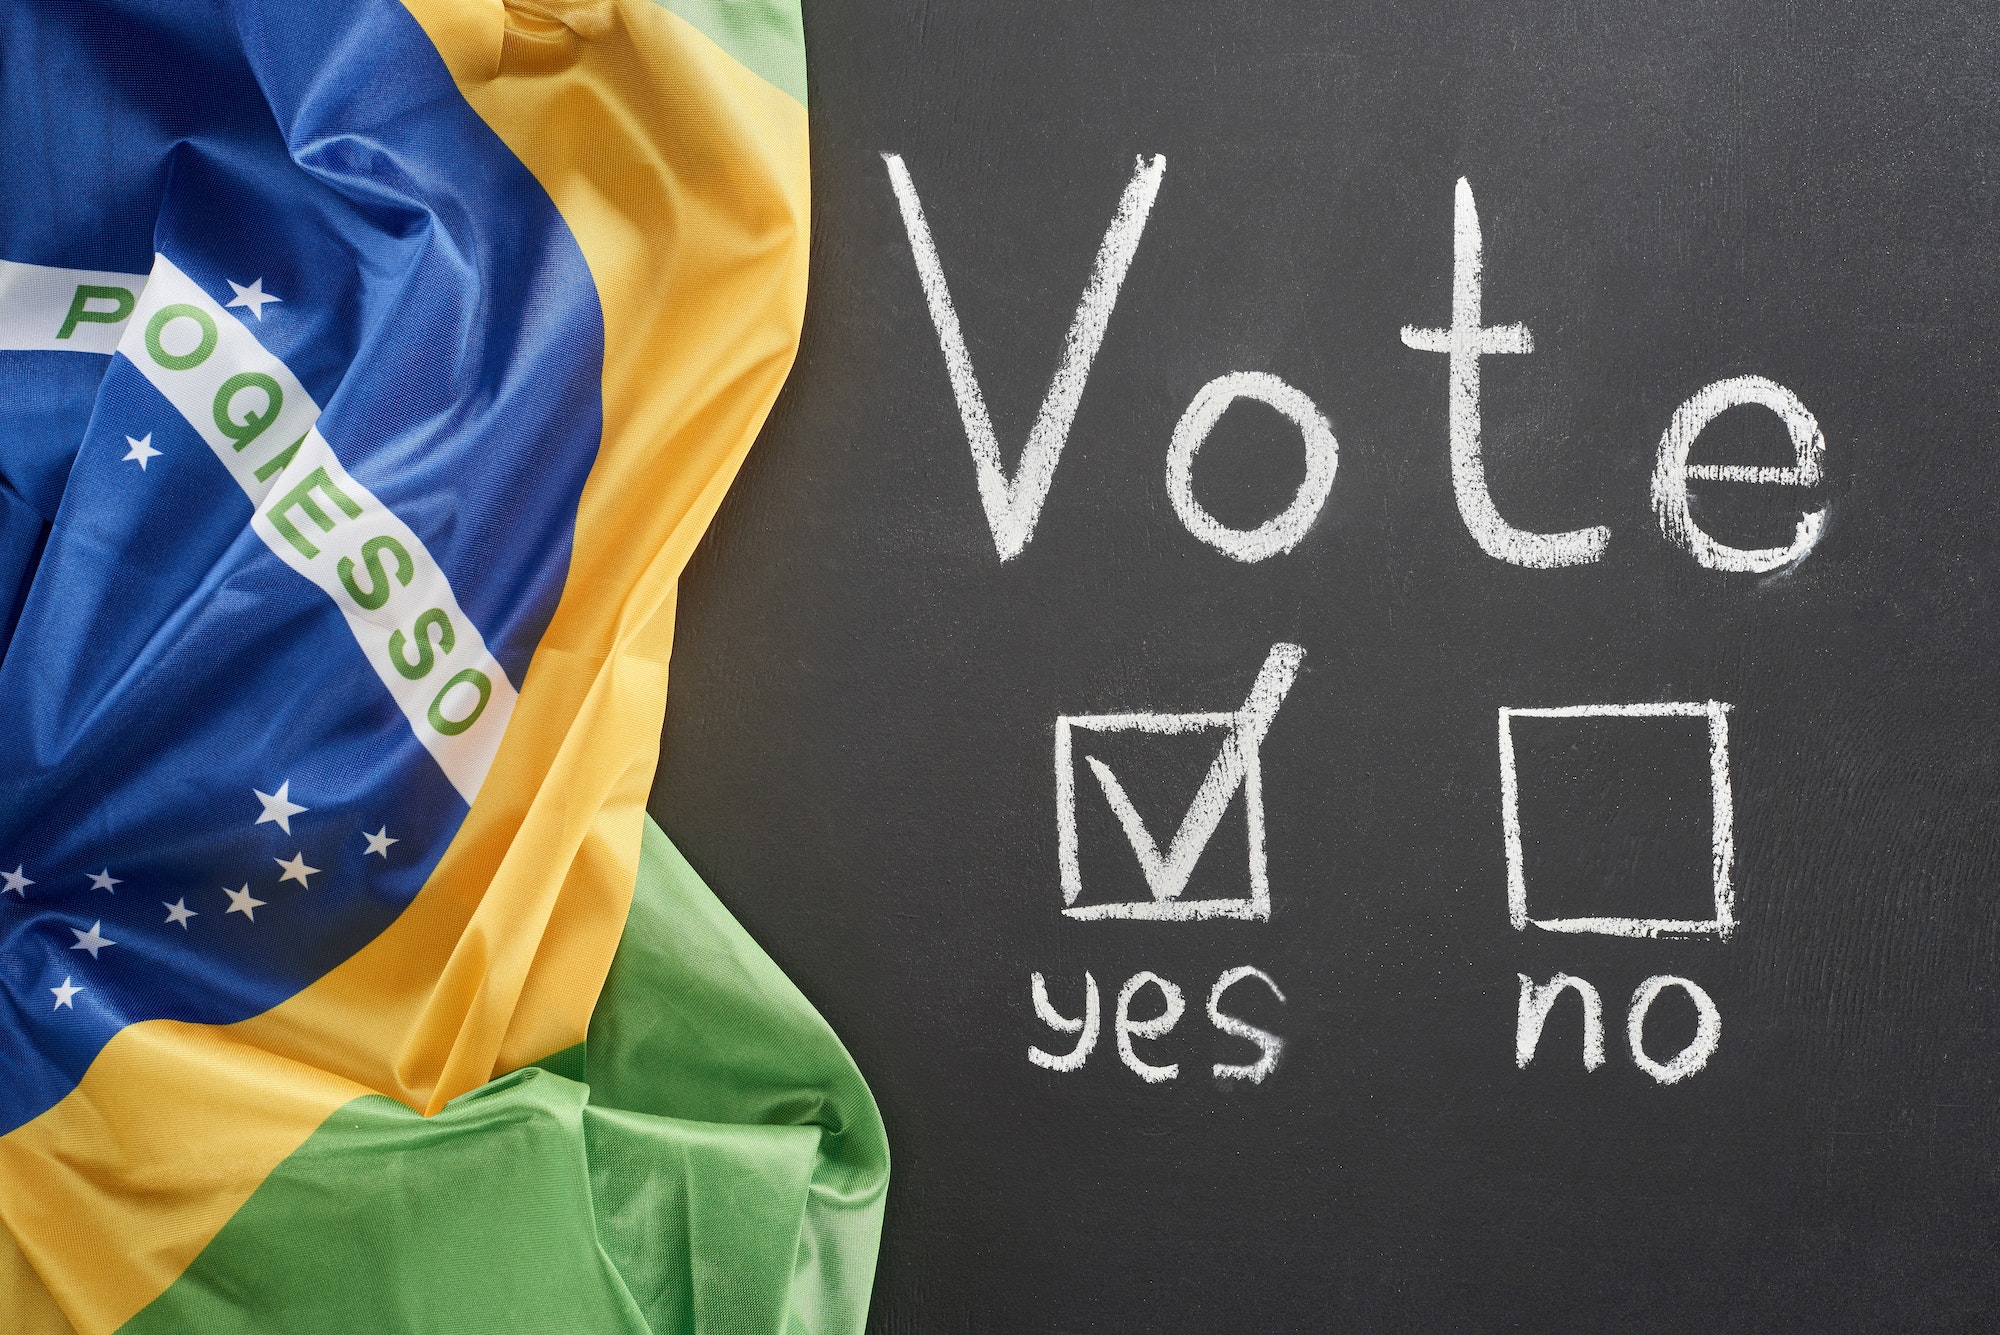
[1054,643,1304,921]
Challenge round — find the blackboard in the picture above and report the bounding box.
[651,2,2000,1329]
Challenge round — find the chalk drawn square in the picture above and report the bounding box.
[1055,644,1302,921]
[1497,701,1735,939]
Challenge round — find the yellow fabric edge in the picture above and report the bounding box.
[2,1213,74,1335]
[0,2,809,1329]
[0,1030,365,1335]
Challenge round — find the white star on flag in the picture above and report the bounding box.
[70,921,114,958]
[2,865,31,896]
[122,434,160,470]
[51,977,81,1010]
[224,884,266,920]
[163,898,197,929]
[254,781,308,834]
[363,827,397,858]
[274,852,319,887]
[88,869,121,893]
[226,278,282,319]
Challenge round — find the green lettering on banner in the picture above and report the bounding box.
[215,371,284,451]
[119,253,519,805]
[56,284,135,340]
[390,608,455,681]
[429,669,492,736]
[253,434,308,484]
[144,303,217,371]
[338,535,415,611]
[268,466,363,559]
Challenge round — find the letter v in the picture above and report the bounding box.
[883,152,1167,560]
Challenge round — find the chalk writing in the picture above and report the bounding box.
[887,161,1830,574]
[1056,643,1304,920]
[1116,971,1185,1083]
[883,152,1166,562]
[1515,973,1607,1071]
[1166,372,1338,562]
[1208,966,1286,1084]
[1628,975,1722,1085]
[1030,966,1287,1085]
[1517,972,1723,1082]
[1028,971,1100,1072]
[1400,178,1610,567]
[1499,702,1736,940]
[882,161,1783,1096]
[1652,374,1828,573]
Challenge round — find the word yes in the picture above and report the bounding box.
[1030,966,1286,1084]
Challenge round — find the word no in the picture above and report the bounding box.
[885,155,1827,574]
[1517,973,1721,1085]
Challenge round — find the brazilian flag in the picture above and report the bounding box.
[0,2,888,1332]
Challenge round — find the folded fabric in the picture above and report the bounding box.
[0,2,886,1330]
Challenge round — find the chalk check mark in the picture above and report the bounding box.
[1056,643,1304,921]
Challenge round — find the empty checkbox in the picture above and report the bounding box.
[1497,702,1735,939]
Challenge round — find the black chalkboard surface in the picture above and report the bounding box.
[651,2,2000,1330]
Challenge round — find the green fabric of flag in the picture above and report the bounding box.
[118,818,888,1335]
